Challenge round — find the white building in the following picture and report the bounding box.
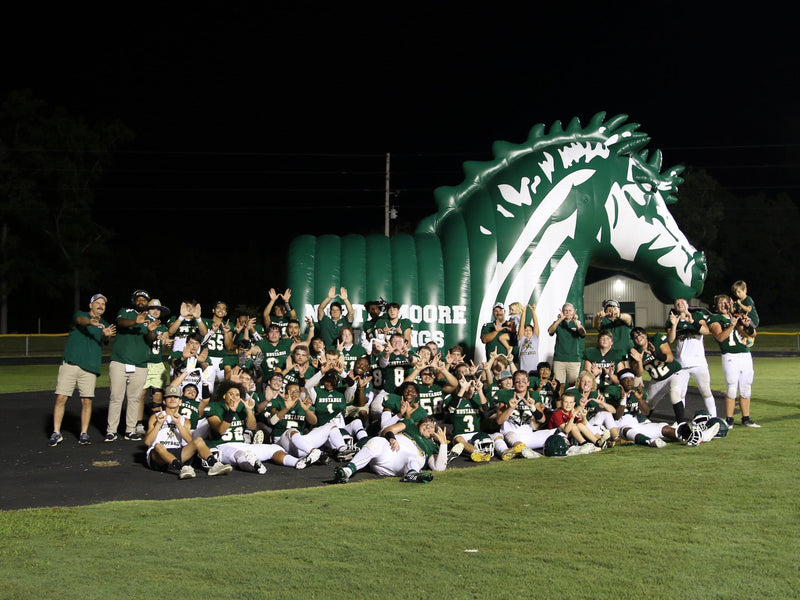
[583,275,703,328]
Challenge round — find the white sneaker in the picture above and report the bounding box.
[135,423,147,437]
[520,447,541,459]
[296,448,322,469]
[208,461,233,476]
[648,438,667,448]
[701,422,720,442]
[179,465,196,479]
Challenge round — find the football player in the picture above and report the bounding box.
[627,326,680,414]
[333,416,448,483]
[494,370,549,459]
[204,380,318,473]
[200,300,234,389]
[708,294,759,428]
[144,386,232,479]
[665,298,717,421]
[375,302,413,345]
[262,288,297,336]
[582,329,627,390]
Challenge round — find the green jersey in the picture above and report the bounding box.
[311,387,347,426]
[283,364,317,389]
[399,419,438,460]
[62,311,109,376]
[416,383,448,420]
[582,346,626,388]
[167,316,203,340]
[708,314,752,354]
[146,321,169,365]
[495,389,542,426]
[267,395,311,438]
[383,393,428,424]
[178,396,203,430]
[376,352,415,393]
[341,343,367,374]
[445,395,484,436]
[256,337,294,371]
[637,332,682,381]
[204,401,250,447]
[201,318,231,358]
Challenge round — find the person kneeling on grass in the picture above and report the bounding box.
[145,386,232,479]
[333,416,448,484]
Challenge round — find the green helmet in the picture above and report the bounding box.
[544,432,570,457]
[706,417,729,438]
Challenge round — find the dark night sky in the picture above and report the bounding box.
[3,3,798,324]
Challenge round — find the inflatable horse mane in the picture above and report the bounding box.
[287,112,707,361]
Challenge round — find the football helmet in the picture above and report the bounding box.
[706,417,729,438]
[544,432,570,457]
[472,433,495,458]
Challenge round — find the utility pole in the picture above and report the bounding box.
[384,152,391,236]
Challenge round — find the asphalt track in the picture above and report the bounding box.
[1,371,727,511]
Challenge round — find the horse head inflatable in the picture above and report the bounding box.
[287,112,706,361]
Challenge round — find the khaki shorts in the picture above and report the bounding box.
[55,362,97,398]
[144,361,170,390]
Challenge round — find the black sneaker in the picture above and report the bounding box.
[725,417,735,429]
[400,470,433,483]
[78,433,92,445]
[333,466,350,484]
[742,417,761,428]
[48,432,64,447]
[124,431,143,441]
[104,432,118,443]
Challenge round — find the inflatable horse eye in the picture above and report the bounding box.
[288,112,706,361]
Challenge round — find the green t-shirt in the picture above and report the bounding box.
[63,311,108,376]
[317,315,349,348]
[111,307,150,367]
[375,317,412,337]
[551,320,584,362]
[481,321,511,356]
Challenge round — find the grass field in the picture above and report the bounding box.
[1,357,798,599]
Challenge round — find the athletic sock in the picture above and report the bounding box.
[672,402,685,423]
[634,434,650,447]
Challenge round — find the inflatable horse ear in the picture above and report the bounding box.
[288,112,706,361]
